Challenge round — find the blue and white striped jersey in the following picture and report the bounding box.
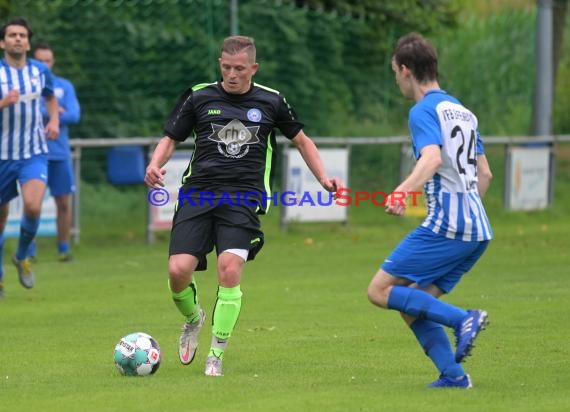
[0,58,54,160]
[409,90,492,241]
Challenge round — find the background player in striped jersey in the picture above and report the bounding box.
[28,42,81,263]
[145,35,342,376]
[0,17,60,297]
[367,33,493,389]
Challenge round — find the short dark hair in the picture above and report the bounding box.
[221,35,256,63]
[34,40,53,53]
[393,32,438,83]
[0,17,33,41]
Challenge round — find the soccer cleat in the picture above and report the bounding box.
[428,374,472,389]
[455,309,489,363]
[204,355,223,376]
[12,255,35,289]
[178,307,205,365]
[58,253,73,263]
[0,281,4,298]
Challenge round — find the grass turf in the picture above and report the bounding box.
[2,190,569,411]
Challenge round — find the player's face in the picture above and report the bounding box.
[219,51,259,94]
[34,48,54,69]
[1,25,31,57]
[391,57,413,99]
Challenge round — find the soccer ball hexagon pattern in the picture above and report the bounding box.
[113,332,162,376]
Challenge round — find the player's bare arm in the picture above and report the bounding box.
[44,94,60,140]
[476,154,493,198]
[386,144,442,216]
[290,130,343,192]
[145,136,177,188]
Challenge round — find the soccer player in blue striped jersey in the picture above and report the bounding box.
[29,42,81,263]
[367,33,492,389]
[0,18,60,297]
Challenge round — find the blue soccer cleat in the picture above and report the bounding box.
[428,374,473,389]
[455,309,489,363]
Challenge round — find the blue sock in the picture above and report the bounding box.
[58,241,70,255]
[28,239,37,258]
[388,286,468,327]
[0,232,4,281]
[410,319,465,378]
[16,215,39,261]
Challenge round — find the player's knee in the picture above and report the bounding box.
[56,201,70,213]
[168,259,193,285]
[0,205,8,228]
[217,253,244,286]
[23,206,42,218]
[218,264,241,287]
[367,282,389,308]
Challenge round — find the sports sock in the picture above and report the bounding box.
[209,336,228,359]
[27,239,37,258]
[16,215,39,261]
[58,241,70,255]
[171,279,201,323]
[388,286,468,327]
[209,285,243,359]
[410,319,465,378]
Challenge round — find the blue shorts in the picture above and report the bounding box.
[47,158,75,197]
[0,155,48,206]
[381,226,489,293]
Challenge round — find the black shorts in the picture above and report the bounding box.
[169,202,265,271]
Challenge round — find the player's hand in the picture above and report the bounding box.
[2,89,19,107]
[145,165,166,188]
[385,194,406,216]
[44,120,60,140]
[321,177,343,193]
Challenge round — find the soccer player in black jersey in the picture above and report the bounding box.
[145,35,342,376]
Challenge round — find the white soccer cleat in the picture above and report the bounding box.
[178,307,205,365]
[204,355,223,376]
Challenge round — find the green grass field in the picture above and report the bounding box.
[2,160,570,411]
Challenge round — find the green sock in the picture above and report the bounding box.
[171,279,200,323]
[209,285,243,359]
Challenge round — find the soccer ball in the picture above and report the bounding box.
[113,332,162,376]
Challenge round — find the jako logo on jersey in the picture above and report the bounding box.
[208,109,222,115]
[247,108,262,122]
[207,119,260,158]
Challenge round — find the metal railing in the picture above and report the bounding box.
[69,134,570,244]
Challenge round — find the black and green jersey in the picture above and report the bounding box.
[164,81,303,213]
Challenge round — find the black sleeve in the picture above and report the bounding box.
[275,93,304,140]
[163,87,196,142]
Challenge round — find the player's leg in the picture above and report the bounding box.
[169,253,205,365]
[168,203,214,365]
[48,159,75,261]
[368,227,472,327]
[54,194,72,260]
[400,285,470,388]
[205,204,264,376]
[0,203,9,298]
[0,164,19,296]
[13,156,48,288]
[206,250,246,376]
[368,268,469,327]
[440,241,490,363]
